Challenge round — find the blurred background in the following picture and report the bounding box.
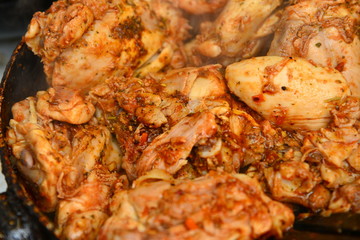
[0,0,53,193]
[0,0,53,76]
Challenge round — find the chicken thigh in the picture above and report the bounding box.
[25,0,190,93]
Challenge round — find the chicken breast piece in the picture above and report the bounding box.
[268,0,360,97]
[226,56,350,130]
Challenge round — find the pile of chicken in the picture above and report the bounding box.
[6,0,360,239]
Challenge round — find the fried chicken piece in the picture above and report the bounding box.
[301,126,360,190]
[98,170,294,240]
[268,0,360,97]
[249,96,360,212]
[36,87,95,124]
[263,161,321,207]
[57,125,123,198]
[7,96,66,211]
[89,65,232,178]
[56,167,128,240]
[135,111,217,177]
[172,0,228,15]
[225,56,351,131]
[327,179,360,214]
[186,0,283,65]
[25,0,190,93]
[6,88,122,212]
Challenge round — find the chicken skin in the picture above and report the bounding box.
[268,0,360,97]
[5,0,360,239]
[185,0,283,66]
[25,0,190,93]
[98,170,294,240]
[6,87,122,212]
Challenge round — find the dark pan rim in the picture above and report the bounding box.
[0,40,56,236]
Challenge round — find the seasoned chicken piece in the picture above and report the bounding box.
[146,0,190,42]
[56,166,128,240]
[249,96,360,211]
[161,64,226,99]
[89,65,235,178]
[6,87,122,211]
[253,153,332,211]
[58,125,123,197]
[99,170,294,240]
[172,0,228,15]
[90,64,227,126]
[25,0,190,93]
[263,161,322,207]
[299,98,360,192]
[302,127,360,189]
[268,0,360,97]
[7,97,66,211]
[160,64,230,118]
[330,96,360,128]
[186,0,282,65]
[36,87,95,124]
[226,56,350,130]
[135,111,217,177]
[327,179,360,214]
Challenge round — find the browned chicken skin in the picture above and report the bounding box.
[268,0,360,97]
[25,0,190,93]
[98,170,294,240]
[184,0,283,66]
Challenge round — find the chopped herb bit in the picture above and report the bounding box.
[324,96,341,103]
